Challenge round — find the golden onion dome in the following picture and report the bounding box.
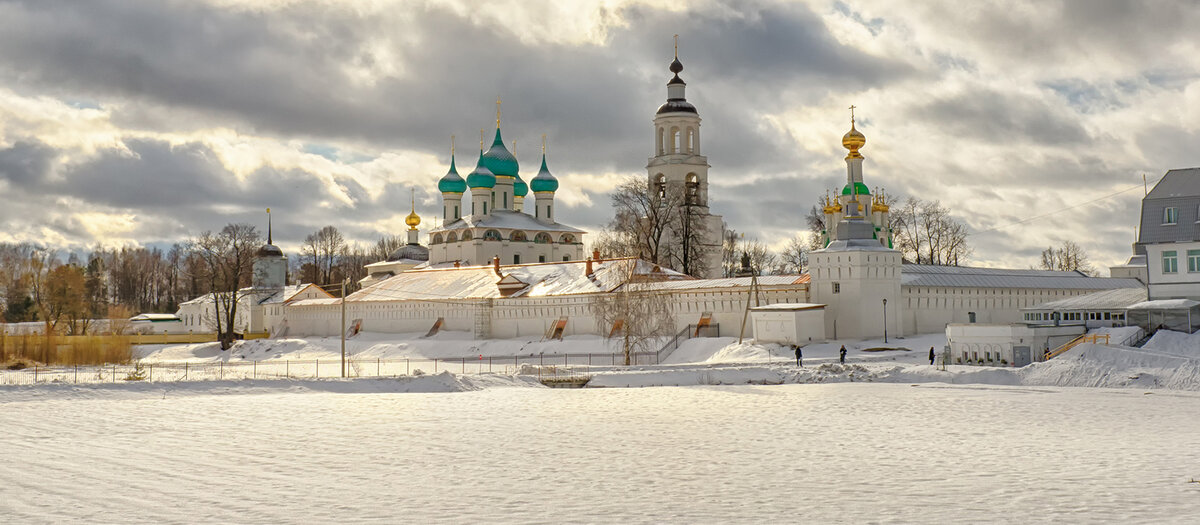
[842,124,866,159]
[405,209,421,229]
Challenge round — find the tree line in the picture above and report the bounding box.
[0,224,410,337]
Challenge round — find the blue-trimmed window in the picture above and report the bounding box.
[1188,249,1200,273]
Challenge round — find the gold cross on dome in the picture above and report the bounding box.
[450,134,455,156]
[849,104,856,124]
[542,134,547,155]
[496,98,501,127]
[674,34,679,57]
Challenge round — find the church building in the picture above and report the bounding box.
[427,107,586,266]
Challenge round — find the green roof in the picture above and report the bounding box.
[530,154,558,193]
[841,182,871,196]
[481,128,519,177]
[438,155,467,193]
[466,153,496,189]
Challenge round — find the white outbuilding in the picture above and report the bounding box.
[750,303,826,346]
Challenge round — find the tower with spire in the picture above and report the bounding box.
[427,103,584,267]
[645,36,724,278]
[253,208,287,290]
[809,109,902,340]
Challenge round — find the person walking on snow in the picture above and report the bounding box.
[929,347,935,365]
[794,345,803,367]
[839,345,847,364]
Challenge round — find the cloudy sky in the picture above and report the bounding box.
[1,0,1197,272]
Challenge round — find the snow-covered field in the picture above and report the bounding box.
[2,382,1199,523]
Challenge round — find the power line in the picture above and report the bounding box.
[974,174,1161,235]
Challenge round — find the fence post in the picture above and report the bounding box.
[462,357,465,374]
[434,359,438,373]
[253,360,257,379]
[565,354,568,366]
[377,357,380,377]
[33,364,37,383]
[112,364,116,382]
[149,364,153,382]
[286,360,289,378]
[406,358,409,376]
[316,359,319,379]
[74,364,78,384]
[184,362,188,381]
[489,356,492,373]
[220,361,223,380]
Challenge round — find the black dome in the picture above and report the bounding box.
[656,99,697,115]
[257,244,283,257]
[669,56,683,74]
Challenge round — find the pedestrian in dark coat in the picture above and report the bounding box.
[929,347,935,365]
[839,345,847,364]
[794,345,802,367]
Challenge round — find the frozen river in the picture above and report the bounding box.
[2,382,1199,523]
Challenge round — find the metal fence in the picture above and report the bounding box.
[0,351,671,386]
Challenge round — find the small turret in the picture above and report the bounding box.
[531,135,559,223]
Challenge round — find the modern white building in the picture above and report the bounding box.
[750,303,826,345]
[1136,167,1200,301]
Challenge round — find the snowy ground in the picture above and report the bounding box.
[2,383,1199,523]
[5,327,1200,391]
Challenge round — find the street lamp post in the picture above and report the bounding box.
[882,298,888,344]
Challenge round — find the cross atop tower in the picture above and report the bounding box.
[496,98,501,127]
[674,34,678,58]
[849,104,856,125]
[450,134,455,156]
[542,133,547,154]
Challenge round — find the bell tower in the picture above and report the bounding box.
[645,36,723,278]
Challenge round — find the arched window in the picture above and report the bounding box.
[510,231,527,242]
[657,127,665,156]
[431,233,443,245]
[484,229,502,241]
[534,233,552,244]
[460,230,473,241]
[669,126,680,154]
[685,173,700,204]
[560,233,576,244]
[446,232,458,243]
[655,173,667,199]
[687,127,697,153]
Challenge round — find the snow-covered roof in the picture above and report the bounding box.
[901,264,1144,290]
[1022,287,1148,311]
[1126,299,1200,310]
[430,209,585,234]
[130,313,181,322]
[751,303,825,311]
[290,258,682,306]
[626,274,808,292]
[179,284,329,308]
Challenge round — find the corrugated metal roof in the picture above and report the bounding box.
[1022,287,1147,311]
[900,264,1144,290]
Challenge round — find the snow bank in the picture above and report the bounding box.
[1142,329,1200,357]
[0,372,543,401]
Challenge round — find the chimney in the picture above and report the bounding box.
[453,260,460,268]
[493,256,501,275]
[585,257,594,277]
[592,249,601,261]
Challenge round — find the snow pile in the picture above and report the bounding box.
[587,366,783,388]
[1142,329,1200,357]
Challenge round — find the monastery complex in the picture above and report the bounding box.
[178,46,1197,359]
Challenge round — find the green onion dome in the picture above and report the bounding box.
[513,174,528,197]
[438,155,467,194]
[841,182,870,195]
[481,128,519,177]
[466,153,496,189]
[530,153,558,193]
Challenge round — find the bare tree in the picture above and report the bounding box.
[721,228,740,277]
[606,177,711,277]
[590,274,676,366]
[741,239,777,276]
[779,234,809,274]
[806,205,826,251]
[370,235,408,262]
[1040,241,1094,275]
[302,225,346,285]
[192,224,261,349]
